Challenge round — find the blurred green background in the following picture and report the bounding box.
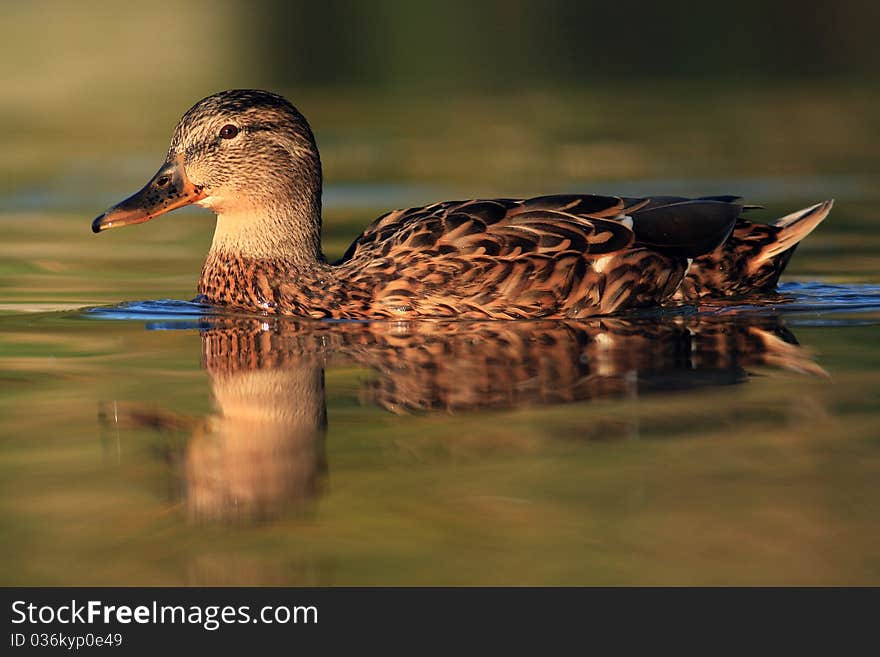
[3,0,880,199]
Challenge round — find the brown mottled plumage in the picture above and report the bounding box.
[674,201,834,299]
[195,315,826,412]
[93,90,832,318]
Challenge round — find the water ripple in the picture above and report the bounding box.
[85,298,219,321]
[692,282,880,324]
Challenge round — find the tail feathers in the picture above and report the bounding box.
[674,199,833,299]
[755,199,834,265]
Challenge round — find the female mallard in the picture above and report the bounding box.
[92,89,832,319]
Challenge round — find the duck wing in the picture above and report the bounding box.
[336,194,635,264]
[622,195,743,257]
[330,194,688,319]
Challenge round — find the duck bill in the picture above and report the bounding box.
[91,155,206,233]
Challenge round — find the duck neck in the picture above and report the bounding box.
[207,179,325,268]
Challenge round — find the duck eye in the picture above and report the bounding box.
[219,124,239,139]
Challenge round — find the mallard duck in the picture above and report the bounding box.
[92,89,833,319]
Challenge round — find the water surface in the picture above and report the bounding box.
[2,270,879,584]
[2,83,880,584]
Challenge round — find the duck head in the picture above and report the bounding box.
[92,89,323,260]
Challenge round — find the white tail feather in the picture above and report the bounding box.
[757,199,834,262]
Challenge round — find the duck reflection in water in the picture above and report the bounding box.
[104,314,825,523]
